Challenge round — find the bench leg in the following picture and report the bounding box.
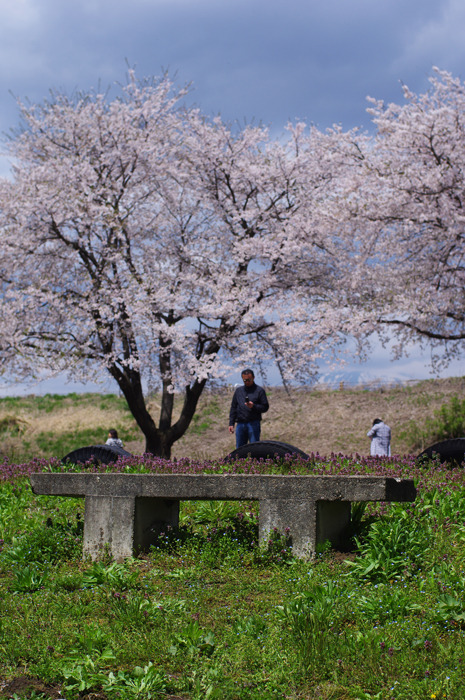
[259,498,317,559]
[83,495,136,561]
[134,497,180,552]
[316,501,351,549]
[83,496,180,560]
[259,499,352,559]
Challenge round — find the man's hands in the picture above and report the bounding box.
[229,398,254,434]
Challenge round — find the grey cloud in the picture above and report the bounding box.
[1,0,464,139]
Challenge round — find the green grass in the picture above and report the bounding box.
[399,395,465,451]
[0,393,106,412]
[1,464,465,699]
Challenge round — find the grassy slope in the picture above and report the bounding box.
[0,376,464,462]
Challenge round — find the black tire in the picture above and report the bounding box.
[61,444,132,466]
[226,440,309,461]
[417,437,465,466]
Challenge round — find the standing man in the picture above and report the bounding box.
[229,369,269,448]
[367,418,391,456]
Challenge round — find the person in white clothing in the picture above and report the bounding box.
[367,418,391,456]
[106,429,124,449]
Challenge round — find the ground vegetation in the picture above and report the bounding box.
[0,452,465,699]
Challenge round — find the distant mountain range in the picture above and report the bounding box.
[315,369,420,390]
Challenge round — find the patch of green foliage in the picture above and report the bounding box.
[1,467,465,699]
[0,393,133,410]
[187,397,221,435]
[0,415,27,436]
[400,394,465,451]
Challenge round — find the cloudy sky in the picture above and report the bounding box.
[1,0,464,393]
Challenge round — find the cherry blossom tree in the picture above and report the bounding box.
[0,73,359,457]
[346,69,465,367]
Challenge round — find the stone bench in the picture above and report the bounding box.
[29,473,416,560]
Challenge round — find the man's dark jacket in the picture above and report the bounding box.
[229,383,269,425]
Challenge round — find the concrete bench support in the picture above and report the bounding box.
[83,495,180,561]
[29,473,416,561]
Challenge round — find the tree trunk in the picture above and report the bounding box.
[144,432,173,459]
[108,364,208,459]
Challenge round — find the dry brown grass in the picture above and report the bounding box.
[32,405,125,436]
[1,375,464,460]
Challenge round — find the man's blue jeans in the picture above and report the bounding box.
[235,420,261,448]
